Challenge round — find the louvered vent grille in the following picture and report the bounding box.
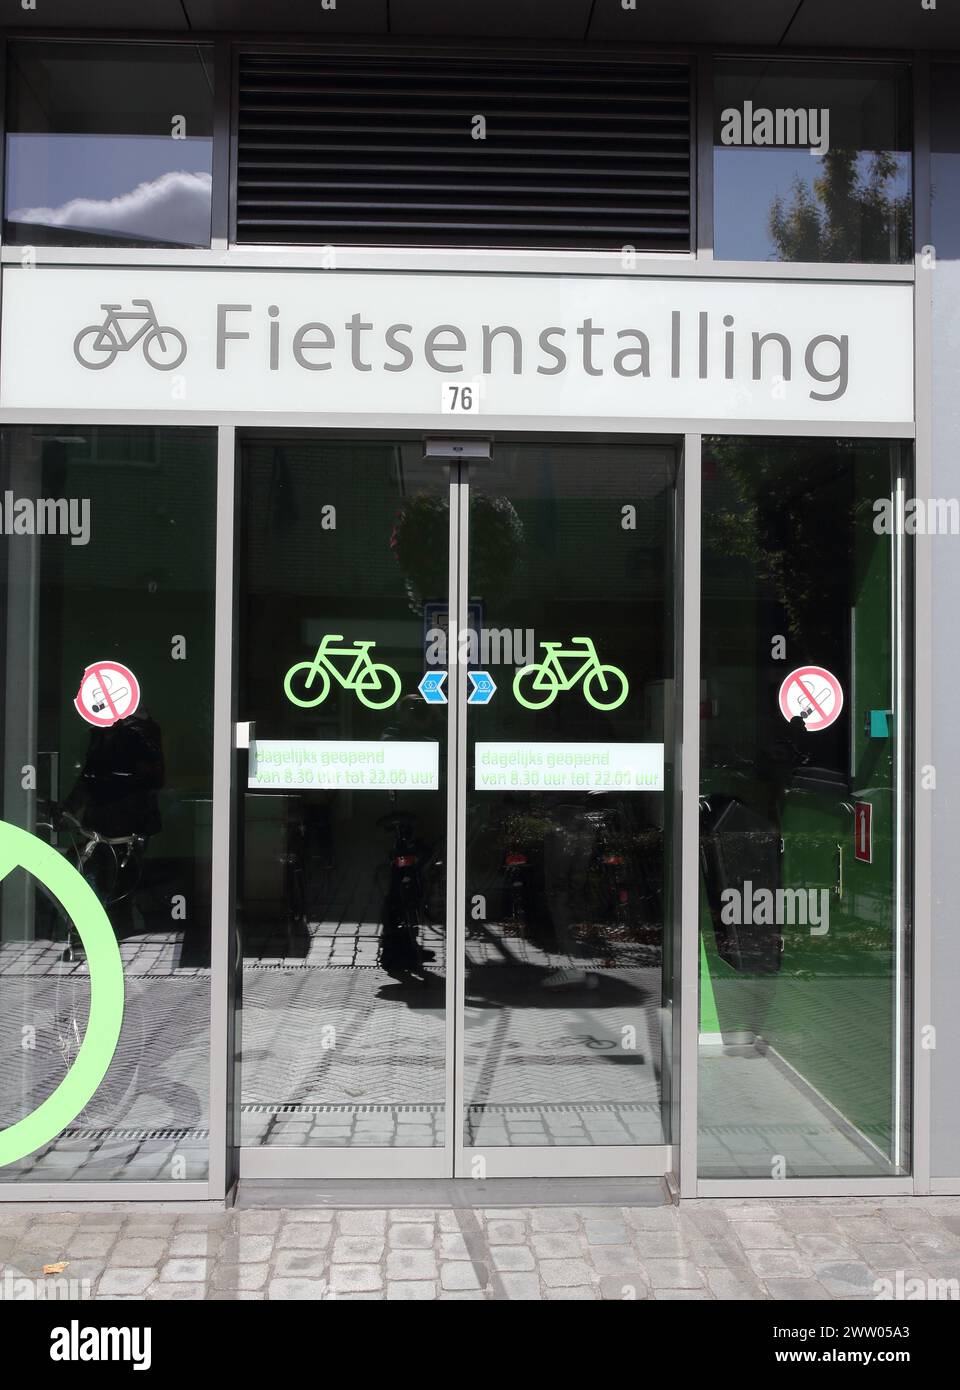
[236,51,691,250]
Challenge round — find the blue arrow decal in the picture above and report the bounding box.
[468,671,497,705]
[418,671,448,704]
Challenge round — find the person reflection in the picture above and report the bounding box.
[61,709,164,942]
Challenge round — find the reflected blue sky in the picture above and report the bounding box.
[5,133,213,245]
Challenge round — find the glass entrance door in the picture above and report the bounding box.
[234,436,678,1179]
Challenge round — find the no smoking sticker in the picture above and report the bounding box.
[74,660,140,727]
[778,665,843,733]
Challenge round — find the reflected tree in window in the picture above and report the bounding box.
[769,147,912,263]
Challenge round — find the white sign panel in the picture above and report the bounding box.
[249,739,439,791]
[0,268,912,423]
[475,742,664,792]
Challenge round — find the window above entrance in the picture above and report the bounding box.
[3,42,215,250]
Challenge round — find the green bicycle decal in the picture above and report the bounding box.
[283,634,403,710]
[0,819,124,1169]
[513,637,629,711]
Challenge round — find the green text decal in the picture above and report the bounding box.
[0,820,124,1168]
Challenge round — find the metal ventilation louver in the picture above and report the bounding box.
[236,50,691,251]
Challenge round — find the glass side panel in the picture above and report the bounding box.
[0,426,216,1182]
[698,437,911,1178]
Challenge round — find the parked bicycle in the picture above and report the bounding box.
[34,801,145,1092]
[73,299,187,371]
[283,634,402,710]
[513,636,629,711]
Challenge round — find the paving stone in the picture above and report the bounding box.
[654,1288,714,1299]
[486,1220,526,1244]
[169,1232,216,1257]
[440,1261,481,1291]
[835,1217,900,1244]
[147,1282,206,1300]
[438,1233,470,1259]
[272,1250,328,1278]
[268,1277,336,1299]
[539,1258,597,1288]
[328,1263,384,1294]
[108,1238,168,1267]
[210,1263,269,1291]
[389,1223,434,1249]
[599,1274,651,1300]
[98,1267,157,1296]
[855,1242,921,1270]
[532,1232,582,1259]
[628,1230,687,1258]
[388,1281,437,1300]
[159,1258,208,1283]
[277,1224,333,1250]
[330,1236,384,1263]
[233,1211,284,1234]
[732,1221,795,1250]
[777,1210,843,1234]
[386,1249,439,1280]
[23,1224,80,1251]
[622,1207,678,1231]
[794,1234,859,1263]
[705,1267,767,1299]
[584,1220,630,1245]
[720,1204,780,1223]
[642,1259,705,1290]
[491,1245,536,1272]
[337,1211,388,1235]
[814,1261,879,1296]
[588,1245,649,1277]
[219,1235,275,1263]
[64,1232,117,1258]
[745,1248,814,1279]
[531,1209,580,1233]
[905,1230,960,1258]
[765,1277,832,1300]
[499,1272,542,1300]
[545,1285,598,1299]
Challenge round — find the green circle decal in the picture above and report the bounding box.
[0,819,124,1168]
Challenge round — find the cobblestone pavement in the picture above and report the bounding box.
[2,1196,960,1300]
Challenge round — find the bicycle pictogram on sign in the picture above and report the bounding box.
[513,637,629,711]
[284,635,403,710]
[73,300,187,371]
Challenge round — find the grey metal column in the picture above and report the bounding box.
[912,53,932,1196]
[208,424,239,1200]
[678,433,702,1197]
[1,434,39,935]
[695,56,714,261]
[211,39,232,257]
[451,466,469,1175]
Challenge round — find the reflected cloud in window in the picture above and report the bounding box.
[4,43,214,250]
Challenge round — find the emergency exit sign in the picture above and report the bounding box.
[854,801,873,863]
